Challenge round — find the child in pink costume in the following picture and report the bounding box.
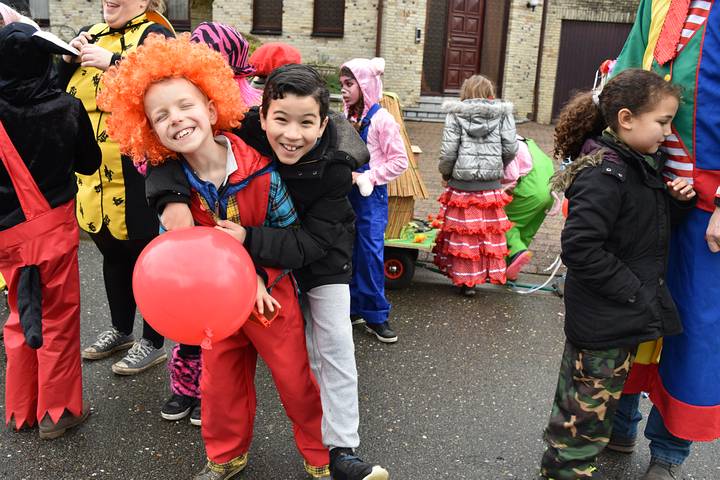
[340,57,408,343]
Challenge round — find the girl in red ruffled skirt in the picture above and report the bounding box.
[433,75,518,294]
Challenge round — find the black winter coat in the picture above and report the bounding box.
[559,134,690,350]
[0,23,101,230]
[145,108,369,292]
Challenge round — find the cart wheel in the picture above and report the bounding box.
[384,248,416,290]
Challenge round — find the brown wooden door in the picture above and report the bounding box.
[443,0,485,93]
[552,20,633,120]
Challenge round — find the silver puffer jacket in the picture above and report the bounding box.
[438,98,518,191]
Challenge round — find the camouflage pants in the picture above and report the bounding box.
[540,341,635,480]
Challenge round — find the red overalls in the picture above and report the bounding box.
[0,121,83,429]
[192,133,328,468]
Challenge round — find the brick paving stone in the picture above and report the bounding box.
[404,120,565,276]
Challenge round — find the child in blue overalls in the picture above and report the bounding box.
[340,57,408,343]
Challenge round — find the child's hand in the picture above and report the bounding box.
[351,172,360,184]
[546,192,563,216]
[666,178,696,202]
[160,203,194,231]
[355,172,374,196]
[255,275,280,315]
[215,219,247,243]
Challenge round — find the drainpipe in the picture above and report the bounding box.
[531,0,549,122]
[375,0,384,57]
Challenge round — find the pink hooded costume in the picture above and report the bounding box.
[341,57,408,329]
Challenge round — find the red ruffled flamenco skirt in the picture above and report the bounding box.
[433,187,512,286]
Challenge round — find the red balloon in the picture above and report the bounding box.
[133,226,257,348]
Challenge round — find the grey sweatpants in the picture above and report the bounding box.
[302,284,360,450]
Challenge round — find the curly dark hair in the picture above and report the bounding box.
[554,68,682,161]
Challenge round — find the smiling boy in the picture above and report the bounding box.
[97,36,329,480]
[147,65,390,480]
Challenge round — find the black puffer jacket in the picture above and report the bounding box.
[558,133,691,350]
[145,108,369,292]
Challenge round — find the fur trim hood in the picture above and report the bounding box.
[442,98,514,138]
[551,148,605,193]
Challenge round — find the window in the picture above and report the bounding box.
[252,0,282,35]
[167,0,190,32]
[313,0,344,37]
[22,0,49,27]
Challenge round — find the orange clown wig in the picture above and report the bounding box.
[97,33,246,165]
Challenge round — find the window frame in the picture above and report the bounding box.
[26,0,49,27]
[312,0,345,38]
[166,0,190,32]
[251,0,283,36]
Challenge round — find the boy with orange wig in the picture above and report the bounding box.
[97,34,329,480]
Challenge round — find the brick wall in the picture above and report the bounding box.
[48,0,638,118]
[501,1,543,120]
[502,0,639,124]
[49,0,102,36]
[535,0,638,123]
[213,0,426,105]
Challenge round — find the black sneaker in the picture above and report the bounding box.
[350,314,366,326]
[365,321,398,343]
[160,393,196,421]
[460,285,476,297]
[330,448,389,480]
[190,401,201,426]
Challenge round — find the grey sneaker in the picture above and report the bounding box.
[641,459,681,480]
[111,338,167,375]
[82,328,134,360]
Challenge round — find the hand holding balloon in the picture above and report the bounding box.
[133,227,257,348]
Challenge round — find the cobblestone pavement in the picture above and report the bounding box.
[405,120,563,275]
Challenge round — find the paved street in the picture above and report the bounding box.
[1,236,719,479]
[0,120,718,480]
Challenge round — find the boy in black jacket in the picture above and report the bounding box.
[146,65,389,480]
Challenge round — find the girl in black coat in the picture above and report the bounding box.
[539,69,695,480]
